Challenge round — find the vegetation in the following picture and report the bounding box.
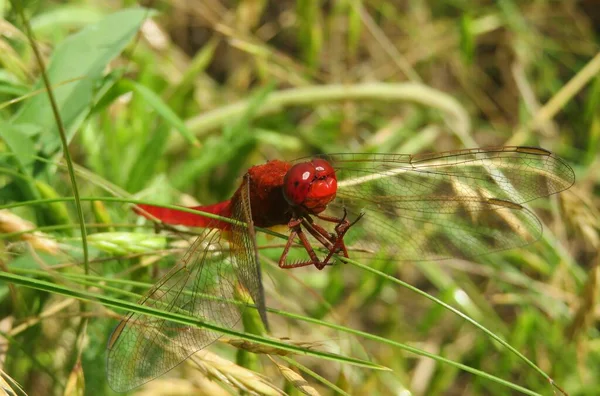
[1,1,599,395]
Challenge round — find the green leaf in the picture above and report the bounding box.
[0,120,36,172]
[30,5,105,36]
[12,7,154,156]
[120,79,200,147]
[459,14,475,65]
[35,180,73,232]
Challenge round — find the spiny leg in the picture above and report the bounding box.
[321,211,365,263]
[312,208,355,258]
[279,216,345,270]
[303,216,350,259]
[279,211,364,270]
[279,218,327,269]
[315,208,348,225]
[300,217,336,249]
[305,209,353,254]
[300,215,352,266]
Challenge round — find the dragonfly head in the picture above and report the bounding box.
[283,158,337,214]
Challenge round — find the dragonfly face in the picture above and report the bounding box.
[283,158,337,214]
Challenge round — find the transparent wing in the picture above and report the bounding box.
[291,146,574,263]
[106,177,266,392]
[232,175,269,328]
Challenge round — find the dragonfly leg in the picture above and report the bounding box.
[321,211,364,264]
[278,228,308,268]
[307,209,353,249]
[279,211,364,270]
[312,208,363,260]
[301,217,349,263]
[314,208,353,239]
[301,217,336,246]
[335,210,364,235]
[315,208,348,224]
[279,218,327,270]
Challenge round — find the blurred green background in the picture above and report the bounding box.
[1,1,599,395]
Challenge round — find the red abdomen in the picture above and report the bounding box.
[135,159,301,230]
[135,201,232,230]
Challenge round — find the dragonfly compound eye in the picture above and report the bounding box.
[283,159,337,213]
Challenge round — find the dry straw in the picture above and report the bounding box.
[269,356,320,396]
[188,350,284,396]
[222,337,320,356]
[0,210,59,254]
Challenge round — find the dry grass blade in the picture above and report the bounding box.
[566,256,599,341]
[0,210,59,254]
[188,350,284,396]
[0,369,24,396]
[561,188,600,250]
[9,299,76,337]
[64,361,84,396]
[136,377,228,396]
[268,357,320,396]
[221,337,320,356]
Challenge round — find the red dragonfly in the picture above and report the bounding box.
[106,146,574,391]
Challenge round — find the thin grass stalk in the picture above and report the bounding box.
[11,3,91,393]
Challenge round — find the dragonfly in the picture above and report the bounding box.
[106,146,574,391]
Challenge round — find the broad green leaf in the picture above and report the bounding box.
[12,7,154,156]
[0,120,36,172]
[31,5,105,36]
